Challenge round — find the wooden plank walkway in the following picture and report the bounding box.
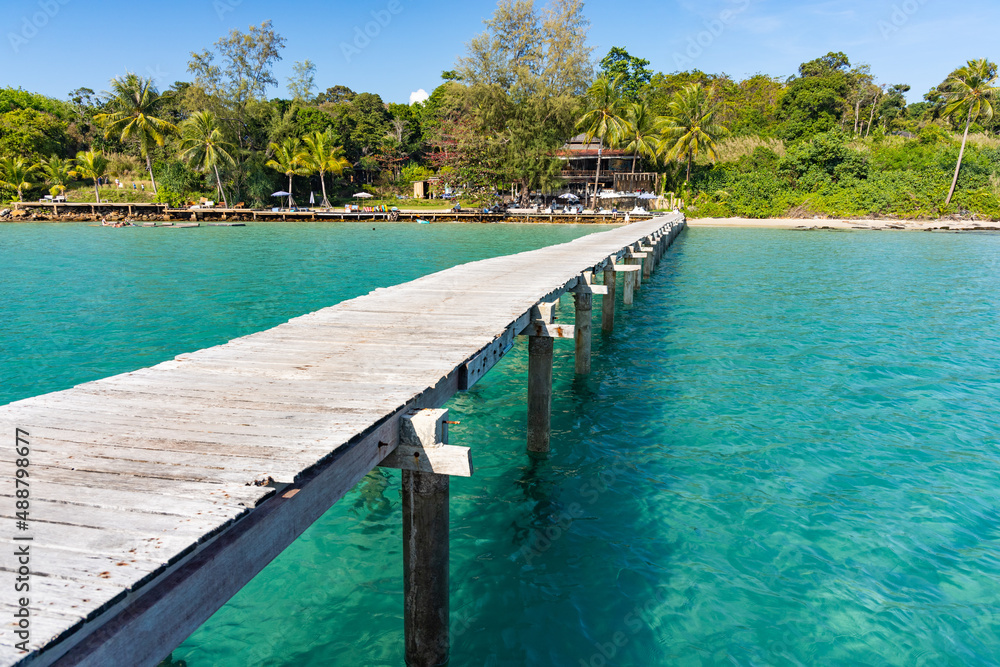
[0,214,684,666]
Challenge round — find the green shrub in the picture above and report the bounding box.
[953,189,1000,219]
[779,131,869,185]
[154,160,204,195]
[689,131,1000,220]
[400,162,434,183]
[153,187,186,208]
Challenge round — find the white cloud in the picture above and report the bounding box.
[409,89,429,104]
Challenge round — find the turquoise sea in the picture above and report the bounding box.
[3,223,1000,666]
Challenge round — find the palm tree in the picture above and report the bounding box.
[265,138,309,208]
[943,59,998,205]
[179,111,237,207]
[301,130,351,208]
[73,151,110,203]
[577,75,626,208]
[95,72,177,194]
[621,102,662,173]
[659,83,727,183]
[0,158,37,202]
[40,156,74,197]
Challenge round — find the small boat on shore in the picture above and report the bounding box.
[175,222,200,228]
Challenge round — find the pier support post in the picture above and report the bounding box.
[628,251,647,290]
[615,265,640,306]
[527,334,554,454]
[398,410,453,667]
[602,264,617,332]
[624,271,637,305]
[402,469,449,667]
[573,290,592,374]
[640,245,654,280]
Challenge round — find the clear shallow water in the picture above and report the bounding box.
[0,221,603,405]
[5,224,1000,665]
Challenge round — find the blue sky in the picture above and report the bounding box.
[2,0,997,104]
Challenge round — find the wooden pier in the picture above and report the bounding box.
[0,214,685,666]
[8,201,653,225]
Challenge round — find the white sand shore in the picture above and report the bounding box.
[688,217,1000,231]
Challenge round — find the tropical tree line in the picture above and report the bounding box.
[0,1,997,219]
[578,75,725,192]
[0,68,358,207]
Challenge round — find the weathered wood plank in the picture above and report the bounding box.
[37,372,463,667]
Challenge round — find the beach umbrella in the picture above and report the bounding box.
[638,193,658,200]
[353,192,374,199]
[271,191,291,197]
[558,193,579,201]
[309,191,315,205]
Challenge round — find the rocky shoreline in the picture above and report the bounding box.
[0,208,256,223]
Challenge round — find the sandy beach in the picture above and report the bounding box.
[688,217,1000,231]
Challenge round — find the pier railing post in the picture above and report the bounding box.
[602,263,617,332]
